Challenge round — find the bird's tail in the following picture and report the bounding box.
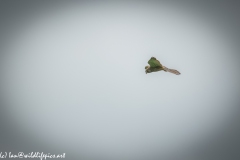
[163,66,181,75]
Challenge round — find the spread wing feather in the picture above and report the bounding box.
[148,57,162,68]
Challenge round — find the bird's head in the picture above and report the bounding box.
[145,66,151,74]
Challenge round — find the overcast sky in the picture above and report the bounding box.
[0,1,240,160]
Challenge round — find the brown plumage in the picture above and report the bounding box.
[145,57,180,75]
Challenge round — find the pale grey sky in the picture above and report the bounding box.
[0,1,240,160]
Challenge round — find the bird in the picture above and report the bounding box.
[145,57,181,75]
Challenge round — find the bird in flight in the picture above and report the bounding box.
[145,57,180,75]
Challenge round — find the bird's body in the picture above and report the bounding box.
[145,57,180,75]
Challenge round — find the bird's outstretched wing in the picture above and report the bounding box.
[163,66,181,75]
[148,57,162,68]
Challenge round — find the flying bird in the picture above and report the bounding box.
[145,57,181,75]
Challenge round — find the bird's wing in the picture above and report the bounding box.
[148,57,162,68]
[163,66,181,75]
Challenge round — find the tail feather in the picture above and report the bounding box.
[163,66,181,75]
